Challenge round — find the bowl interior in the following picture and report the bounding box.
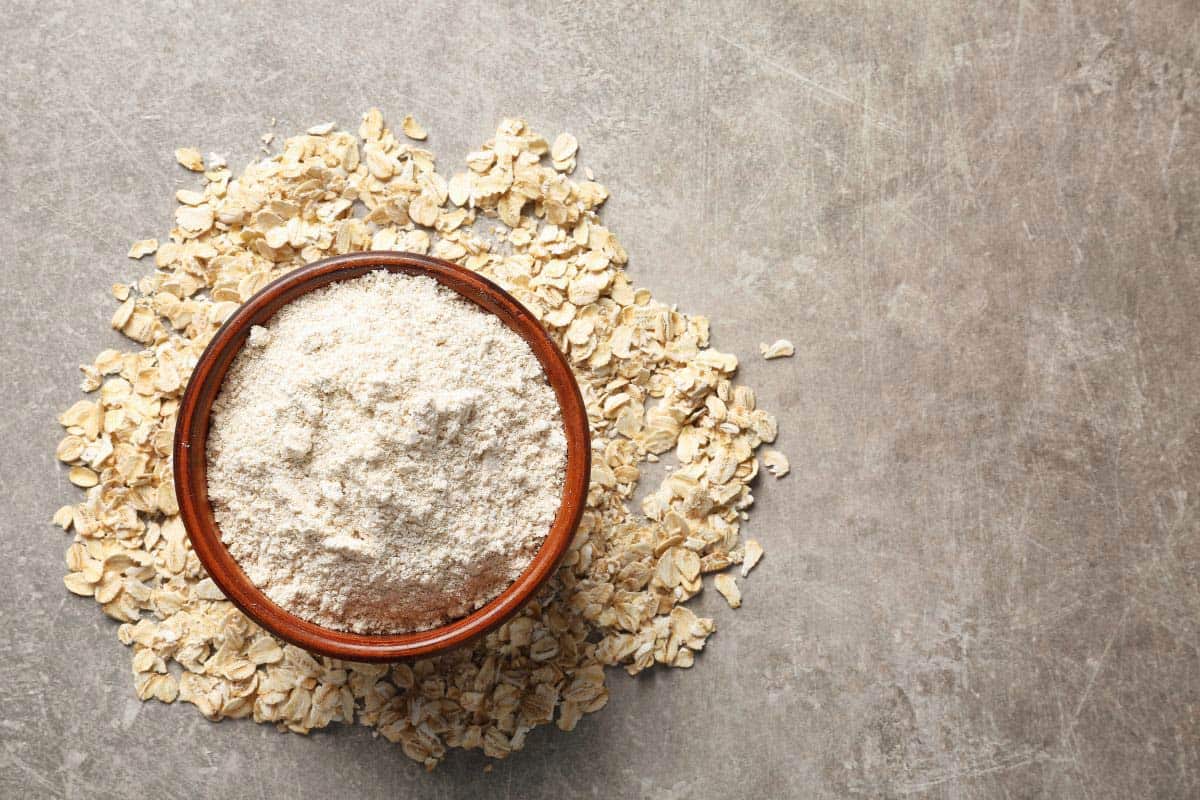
[174,252,590,661]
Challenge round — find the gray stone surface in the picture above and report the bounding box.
[2,1,1198,797]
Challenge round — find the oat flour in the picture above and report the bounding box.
[206,270,566,634]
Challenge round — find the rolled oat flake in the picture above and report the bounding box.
[205,269,566,634]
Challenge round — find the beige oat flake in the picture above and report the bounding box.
[401,114,428,140]
[741,539,764,577]
[67,466,98,488]
[759,339,794,359]
[127,239,158,259]
[714,574,742,608]
[551,132,578,172]
[762,449,790,478]
[174,147,204,171]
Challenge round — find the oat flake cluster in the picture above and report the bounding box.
[53,110,778,768]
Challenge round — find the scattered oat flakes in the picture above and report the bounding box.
[52,110,782,769]
[759,339,794,359]
[762,449,789,478]
[126,239,158,259]
[307,122,336,135]
[174,147,204,171]
[402,114,428,140]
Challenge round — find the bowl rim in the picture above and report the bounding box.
[173,251,590,661]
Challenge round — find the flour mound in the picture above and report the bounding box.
[206,270,566,634]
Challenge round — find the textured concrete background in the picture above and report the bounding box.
[3,1,1199,798]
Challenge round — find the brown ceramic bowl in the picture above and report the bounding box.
[173,251,590,662]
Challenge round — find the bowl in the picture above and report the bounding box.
[173,251,590,661]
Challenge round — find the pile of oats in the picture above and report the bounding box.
[53,110,780,768]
